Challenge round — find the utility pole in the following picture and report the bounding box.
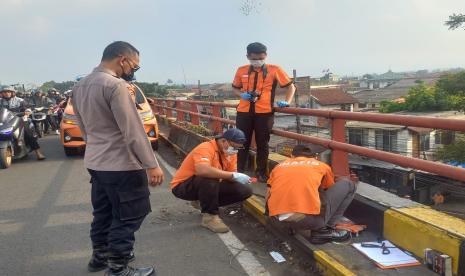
[293,69,302,139]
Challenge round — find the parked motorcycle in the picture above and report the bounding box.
[31,107,47,138]
[0,108,30,169]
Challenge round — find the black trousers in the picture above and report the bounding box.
[236,112,274,174]
[88,169,151,255]
[283,179,356,230]
[23,122,40,151]
[172,176,252,215]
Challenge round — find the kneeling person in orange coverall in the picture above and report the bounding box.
[266,145,356,244]
[171,128,253,233]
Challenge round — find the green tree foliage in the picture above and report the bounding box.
[379,100,405,113]
[404,83,442,111]
[380,72,465,113]
[445,13,465,30]
[134,82,185,97]
[436,71,465,111]
[437,138,465,163]
[134,82,166,97]
[40,81,75,92]
[379,82,448,113]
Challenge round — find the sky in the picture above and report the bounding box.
[1,0,465,86]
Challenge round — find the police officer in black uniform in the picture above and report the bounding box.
[72,41,163,276]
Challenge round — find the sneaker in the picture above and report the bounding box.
[105,266,155,276]
[55,129,60,135]
[190,200,201,210]
[309,227,351,244]
[201,214,230,233]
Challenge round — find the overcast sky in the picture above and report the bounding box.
[1,0,465,85]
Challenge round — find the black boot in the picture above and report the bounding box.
[309,227,351,244]
[105,252,154,276]
[88,248,135,272]
[88,245,108,272]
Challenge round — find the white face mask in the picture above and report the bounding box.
[250,59,265,68]
[226,146,238,155]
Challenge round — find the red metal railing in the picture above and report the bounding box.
[151,98,465,182]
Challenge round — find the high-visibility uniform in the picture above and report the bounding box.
[171,140,237,189]
[232,64,292,114]
[267,157,335,217]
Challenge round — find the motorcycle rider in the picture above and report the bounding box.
[0,86,46,160]
[23,91,34,108]
[32,91,54,134]
[0,86,25,111]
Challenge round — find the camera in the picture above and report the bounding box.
[249,91,261,103]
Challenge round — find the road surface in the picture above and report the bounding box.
[0,136,313,276]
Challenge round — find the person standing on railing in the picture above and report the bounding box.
[72,41,163,276]
[266,145,356,244]
[171,128,253,233]
[232,42,296,182]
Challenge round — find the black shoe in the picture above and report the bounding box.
[88,251,135,272]
[256,172,269,183]
[127,251,135,263]
[309,227,351,244]
[105,266,155,276]
[88,251,108,272]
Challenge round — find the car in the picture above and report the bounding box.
[60,84,159,156]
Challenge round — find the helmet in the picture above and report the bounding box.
[0,86,16,93]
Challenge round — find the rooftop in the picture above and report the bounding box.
[310,87,358,105]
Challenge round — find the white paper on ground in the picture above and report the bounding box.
[352,240,420,267]
[269,251,286,263]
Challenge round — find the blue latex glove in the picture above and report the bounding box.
[240,92,252,100]
[232,172,251,185]
[277,101,290,108]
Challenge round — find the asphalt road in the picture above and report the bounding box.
[0,136,313,276]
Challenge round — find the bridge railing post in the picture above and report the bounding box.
[190,102,200,125]
[331,118,350,178]
[166,100,173,118]
[212,105,222,135]
[176,101,184,122]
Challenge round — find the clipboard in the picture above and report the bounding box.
[352,240,421,269]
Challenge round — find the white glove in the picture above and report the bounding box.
[232,172,251,185]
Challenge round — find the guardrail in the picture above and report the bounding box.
[151,98,465,182]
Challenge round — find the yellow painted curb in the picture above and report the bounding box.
[384,208,463,274]
[242,195,356,276]
[243,196,267,225]
[314,250,357,276]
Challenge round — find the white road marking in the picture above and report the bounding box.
[155,152,271,276]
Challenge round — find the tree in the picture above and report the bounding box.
[404,83,440,111]
[379,81,451,113]
[40,81,75,93]
[379,100,406,113]
[437,138,465,163]
[445,13,465,30]
[436,71,465,111]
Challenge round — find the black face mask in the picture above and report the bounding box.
[121,71,135,82]
[120,62,137,82]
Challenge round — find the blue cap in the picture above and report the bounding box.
[222,128,246,144]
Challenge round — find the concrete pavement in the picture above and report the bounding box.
[0,136,311,276]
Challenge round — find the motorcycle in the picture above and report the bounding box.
[0,108,30,169]
[50,105,63,135]
[31,107,47,138]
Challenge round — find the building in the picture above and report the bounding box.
[346,111,464,160]
[359,70,404,89]
[353,75,440,110]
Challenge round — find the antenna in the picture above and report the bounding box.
[181,66,187,86]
